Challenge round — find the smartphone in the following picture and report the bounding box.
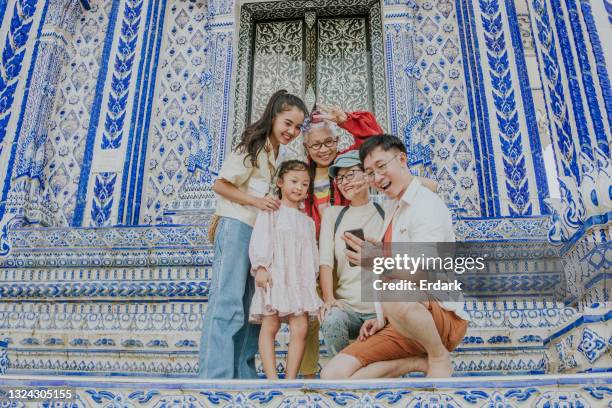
[345,228,365,245]
[345,228,365,267]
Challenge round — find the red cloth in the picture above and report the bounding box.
[382,221,393,258]
[383,220,393,243]
[304,111,383,239]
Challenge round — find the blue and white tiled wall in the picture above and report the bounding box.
[0,0,609,233]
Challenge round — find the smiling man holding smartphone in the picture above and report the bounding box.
[318,150,440,358]
[322,135,469,380]
[317,150,385,357]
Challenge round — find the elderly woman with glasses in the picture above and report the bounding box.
[301,106,383,240]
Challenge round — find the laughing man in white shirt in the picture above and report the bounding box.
[321,134,469,379]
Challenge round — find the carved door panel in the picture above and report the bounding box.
[250,20,305,122]
[250,16,373,154]
[316,17,371,149]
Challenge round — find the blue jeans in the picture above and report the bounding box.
[321,307,376,357]
[198,217,260,378]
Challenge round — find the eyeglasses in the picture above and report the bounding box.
[304,138,338,151]
[335,169,363,185]
[364,153,402,181]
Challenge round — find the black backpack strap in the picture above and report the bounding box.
[373,202,385,219]
[334,206,350,235]
[333,203,385,236]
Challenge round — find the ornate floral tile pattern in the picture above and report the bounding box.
[0,374,609,407]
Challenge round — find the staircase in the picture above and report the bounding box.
[0,222,609,406]
[0,300,579,377]
[0,373,610,406]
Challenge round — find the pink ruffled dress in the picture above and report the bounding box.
[248,205,323,323]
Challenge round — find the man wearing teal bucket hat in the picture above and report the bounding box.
[317,150,385,358]
[318,149,441,375]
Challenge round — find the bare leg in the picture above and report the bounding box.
[383,302,452,377]
[259,315,281,379]
[285,314,309,379]
[350,356,428,379]
[298,319,320,378]
[320,353,363,379]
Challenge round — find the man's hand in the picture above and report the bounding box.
[341,233,377,266]
[318,298,346,323]
[358,318,385,341]
[255,267,272,288]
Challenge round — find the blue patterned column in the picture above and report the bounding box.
[383,1,483,216]
[382,2,436,196]
[2,0,83,226]
[70,0,153,227]
[529,0,611,311]
[0,0,43,226]
[382,2,419,140]
[463,0,550,217]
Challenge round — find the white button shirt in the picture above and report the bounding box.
[376,177,470,321]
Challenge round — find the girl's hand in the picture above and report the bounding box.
[318,298,346,323]
[255,268,272,288]
[358,318,384,341]
[251,195,280,212]
[315,105,348,125]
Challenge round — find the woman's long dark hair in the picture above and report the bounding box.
[237,90,308,167]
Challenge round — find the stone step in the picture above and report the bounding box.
[2,345,548,378]
[0,225,566,303]
[0,373,609,407]
[0,299,580,377]
[0,300,577,332]
[0,322,549,377]
[2,303,608,378]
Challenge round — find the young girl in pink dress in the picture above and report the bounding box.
[249,160,322,379]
